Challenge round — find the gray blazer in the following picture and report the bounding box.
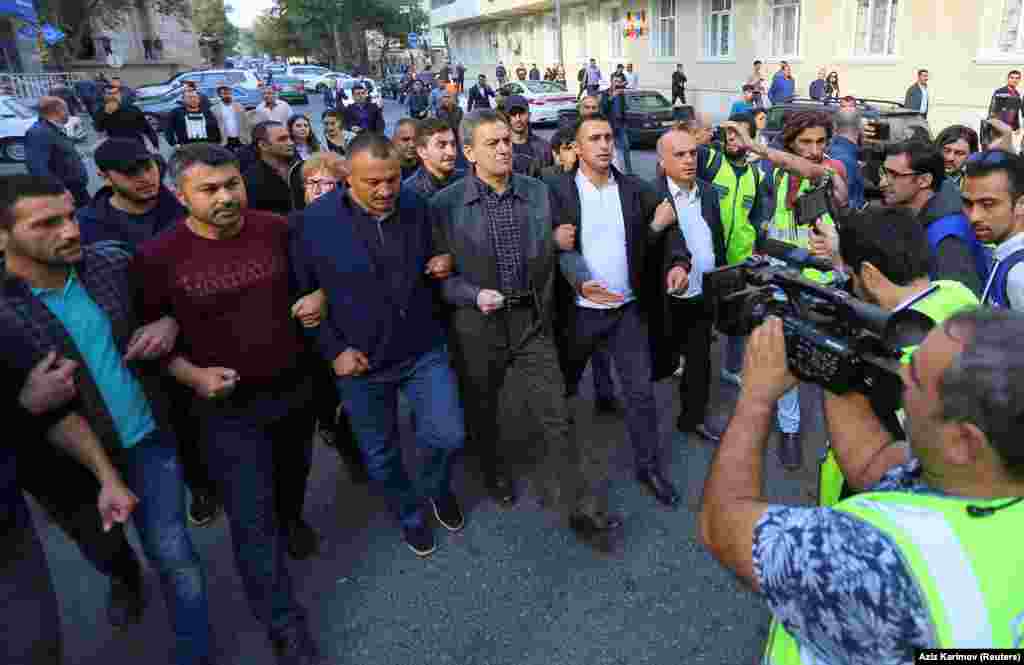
[429,174,559,343]
[904,84,927,117]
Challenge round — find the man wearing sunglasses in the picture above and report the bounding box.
[962,149,1024,310]
[880,140,989,297]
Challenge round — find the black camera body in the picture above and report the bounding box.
[705,253,929,394]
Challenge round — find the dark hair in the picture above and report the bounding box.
[37,96,65,116]
[167,143,240,185]
[838,208,932,286]
[781,110,833,151]
[935,124,980,155]
[753,60,762,66]
[728,112,757,139]
[573,112,612,140]
[0,175,67,230]
[287,114,321,152]
[918,69,928,76]
[550,125,576,151]
[415,117,454,148]
[347,131,398,161]
[885,140,945,192]
[461,109,507,147]
[964,150,1024,201]
[394,117,418,135]
[1011,70,1022,77]
[251,120,284,146]
[780,61,788,66]
[321,109,345,127]
[742,84,756,93]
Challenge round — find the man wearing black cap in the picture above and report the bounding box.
[505,95,553,177]
[342,83,386,135]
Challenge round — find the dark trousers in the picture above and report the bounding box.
[312,359,362,469]
[0,501,62,665]
[17,440,140,582]
[456,308,600,515]
[570,303,660,471]
[167,379,216,497]
[199,379,313,636]
[671,91,686,106]
[671,296,713,428]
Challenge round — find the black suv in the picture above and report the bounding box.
[759,97,931,199]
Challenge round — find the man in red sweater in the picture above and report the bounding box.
[134,143,326,665]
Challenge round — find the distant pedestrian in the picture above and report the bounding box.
[989,69,1022,146]
[809,67,827,100]
[730,85,756,116]
[625,63,639,89]
[516,63,528,81]
[904,69,930,117]
[496,61,507,86]
[529,63,541,81]
[467,74,495,111]
[671,64,687,106]
[24,96,90,207]
[585,58,602,96]
[94,86,160,151]
[165,88,221,146]
[768,61,795,104]
[825,71,840,99]
[455,62,466,92]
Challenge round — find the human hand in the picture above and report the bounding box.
[984,117,1015,152]
[124,316,179,361]
[554,224,576,251]
[97,477,138,532]
[666,266,689,294]
[191,367,239,400]
[291,290,327,328]
[722,120,757,152]
[580,281,625,305]
[425,254,453,280]
[333,348,370,377]
[808,223,838,262]
[651,199,677,232]
[18,351,78,415]
[476,289,505,314]
[740,317,798,406]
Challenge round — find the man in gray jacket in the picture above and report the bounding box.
[430,110,621,548]
[24,97,89,207]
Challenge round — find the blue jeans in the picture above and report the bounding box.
[336,345,465,530]
[199,382,312,636]
[591,347,616,402]
[120,430,210,665]
[724,335,801,433]
[615,130,633,174]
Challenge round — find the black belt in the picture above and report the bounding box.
[502,292,535,309]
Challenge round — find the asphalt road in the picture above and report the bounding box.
[24,97,824,665]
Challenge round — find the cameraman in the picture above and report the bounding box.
[700,307,1024,662]
[816,209,979,506]
[724,110,849,470]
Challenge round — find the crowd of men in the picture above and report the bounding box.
[4,54,1024,665]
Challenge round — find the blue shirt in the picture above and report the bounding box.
[33,270,155,448]
[729,100,754,116]
[828,135,866,210]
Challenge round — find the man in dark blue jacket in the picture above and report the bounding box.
[290,132,464,558]
[768,62,795,104]
[828,110,866,210]
[24,96,90,207]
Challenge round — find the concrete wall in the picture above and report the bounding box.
[438,0,1023,134]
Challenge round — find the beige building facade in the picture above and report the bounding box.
[435,0,1024,134]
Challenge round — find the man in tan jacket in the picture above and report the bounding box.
[214,85,251,149]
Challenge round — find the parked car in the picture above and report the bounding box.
[551,89,679,145]
[336,78,382,107]
[287,65,331,86]
[264,64,287,78]
[497,79,577,125]
[759,96,931,199]
[136,69,262,99]
[0,95,37,162]
[309,71,352,93]
[138,86,261,133]
[271,76,310,105]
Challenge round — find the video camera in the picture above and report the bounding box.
[704,240,931,395]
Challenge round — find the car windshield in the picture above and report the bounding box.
[626,93,671,110]
[522,81,566,94]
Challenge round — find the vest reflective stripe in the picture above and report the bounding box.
[707,148,759,265]
[769,171,833,283]
[764,492,1024,665]
[815,281,979,509]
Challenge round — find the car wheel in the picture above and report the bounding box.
[2,138,25,162]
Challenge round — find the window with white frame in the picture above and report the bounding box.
[608,6,623,59]
[524,18,535,57]
[768,0,800,58]
[703,0,731,58]
[484,27,499,61]
[999,0,1024,52]
[853,0,898,56]
[574,10,587,59]
[543,13,558,65]
[652,0,677,58]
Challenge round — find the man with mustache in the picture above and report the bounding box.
[290,132,464,559]
[135,143,325,664]
[243,120,298,216]
[548,113,690,511]
[404,118,465,199]
[963,150,1024,309]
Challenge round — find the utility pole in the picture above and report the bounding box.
[554,0,563,66]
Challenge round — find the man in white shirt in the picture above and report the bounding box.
[962,149,1024,308]
[214,85,250,150]
[550,114,690,509]
[654,124,727,441]
[252,86,293,126]
[625,63,639,90]
[904,69,929,118]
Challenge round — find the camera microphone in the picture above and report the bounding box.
[758,237,834,274]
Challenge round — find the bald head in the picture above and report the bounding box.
[38,96,69,124]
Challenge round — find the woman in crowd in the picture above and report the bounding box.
[825,71,840,100]
[288,114,322,161]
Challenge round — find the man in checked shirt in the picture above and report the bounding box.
[430,110,618,547]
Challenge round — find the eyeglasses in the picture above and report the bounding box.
[878,166,922,181]
[304,178,338,191]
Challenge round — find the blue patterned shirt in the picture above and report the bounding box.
[753,459,934,664]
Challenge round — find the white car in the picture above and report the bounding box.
[309,71,352,93]
[336,78,382,107]
[287,65,332,86]
[499,80,579,125]
[136,69,262,99]
[0,95,35,162]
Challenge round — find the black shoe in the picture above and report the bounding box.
[188,490,221,528]
[271,621,324,665]
[403,523,436,557]
[594,396,619,414]
[285,519,320,560]
[778,432,803,471]
[431,494,465,532]
[569,512,623,552]
[107,570,145,629]
[636,468,681,508]
[486,474,517,507]
[695,423,723,443]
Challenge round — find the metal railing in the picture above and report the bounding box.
[0,72,88,99]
